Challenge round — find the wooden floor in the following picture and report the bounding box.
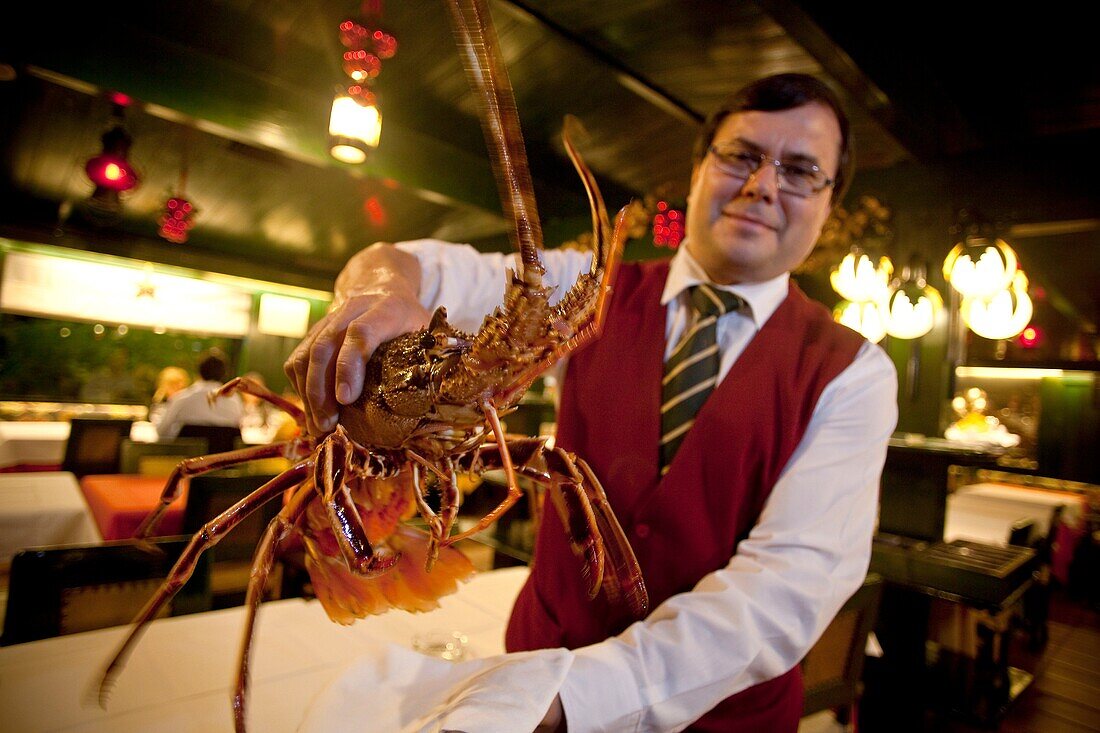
[913,583,1100,733]
[808,584,1100,733]
[967,587,1100,733]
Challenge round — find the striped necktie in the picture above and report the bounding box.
[660,284,746,474]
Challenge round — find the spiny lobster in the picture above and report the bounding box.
[95,0,647,730]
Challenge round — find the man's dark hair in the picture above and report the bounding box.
[197,348,229,382]
[692,73,854,205]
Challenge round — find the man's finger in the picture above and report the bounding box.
[304,331,341,434]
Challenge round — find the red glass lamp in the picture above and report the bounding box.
[85,108,139,192]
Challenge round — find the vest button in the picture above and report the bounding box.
[634,523,650,539]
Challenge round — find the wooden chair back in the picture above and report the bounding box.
[1,536,210,646]
[60,418,134,478]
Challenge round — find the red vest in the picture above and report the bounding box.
[506,260,865,731]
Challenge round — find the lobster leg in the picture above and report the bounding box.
[214,377,307,429]
[467,441,649,620]
[97,462,312,707]
[406,457,444,570]
[551,450,648,618]
[441,402,524,545]
[133,441,305,539]
[315,427,398,576]
[232,479,313,733]
[404,452,465,571]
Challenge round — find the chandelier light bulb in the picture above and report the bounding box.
[884,288,942,339]
[960,270,1033,339]
[882,263,943,340]
[830,251,893,303]
[942,236,1018,298]
[833,300,887,343]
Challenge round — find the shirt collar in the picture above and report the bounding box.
[660,241,790,330]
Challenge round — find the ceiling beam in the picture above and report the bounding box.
[496,0,703,126]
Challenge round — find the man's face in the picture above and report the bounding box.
[684,102,842,284]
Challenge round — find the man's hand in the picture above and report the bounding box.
[284,243,429,436]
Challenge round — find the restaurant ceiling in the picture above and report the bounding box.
[0,2,1097,306]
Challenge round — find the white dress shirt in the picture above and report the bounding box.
[397,239,898,732]
[155,380,244,440]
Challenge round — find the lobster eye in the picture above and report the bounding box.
[419,332,436,349]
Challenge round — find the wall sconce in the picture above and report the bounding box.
[883,260,943,339]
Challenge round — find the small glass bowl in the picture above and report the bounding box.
[411,630,469,661]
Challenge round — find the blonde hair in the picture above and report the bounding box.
[153,366,191,403]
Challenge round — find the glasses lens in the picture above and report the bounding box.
[710,147,756,178]
[711,146,828,196]
[777,165,824,197]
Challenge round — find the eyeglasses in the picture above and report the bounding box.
[707,145,835,198]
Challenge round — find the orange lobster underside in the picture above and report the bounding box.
[299,472,477,624]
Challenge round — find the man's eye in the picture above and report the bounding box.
[730,152,758,164]
[781,164,815,180]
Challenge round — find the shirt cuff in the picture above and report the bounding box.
[558,640,645,733]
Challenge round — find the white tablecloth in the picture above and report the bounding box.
[0,471,102,565]
[944,482,1086,545]
[0,422,72,468]
[0,566,530,732]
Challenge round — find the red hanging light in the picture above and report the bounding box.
[158,196,198,243]
[652,200,685,248]
[1017,324,1042,349]
[85,101,139,192]
[158,129,198,243]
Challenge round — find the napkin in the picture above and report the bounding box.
[298,642,572,733]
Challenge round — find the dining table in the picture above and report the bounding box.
[0,566,530,733]
[0,471,102,566]
[0,421,73,471]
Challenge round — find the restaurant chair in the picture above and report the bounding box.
[182,471,281,607]
[0,536,211,646]
[801,572,885,731]
[119,437,209,476]
[1018,505,1064,650]
[60,417,134,478]
[178,424,242,454]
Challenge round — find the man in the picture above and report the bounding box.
[287,73,897,731]
[156,348,244,440]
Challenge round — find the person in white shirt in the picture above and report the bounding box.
[155,348,244,440]
[285,73,897,732]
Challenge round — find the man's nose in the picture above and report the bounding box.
[739,163,779,202]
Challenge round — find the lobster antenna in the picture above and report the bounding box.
[445,0,545,286]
